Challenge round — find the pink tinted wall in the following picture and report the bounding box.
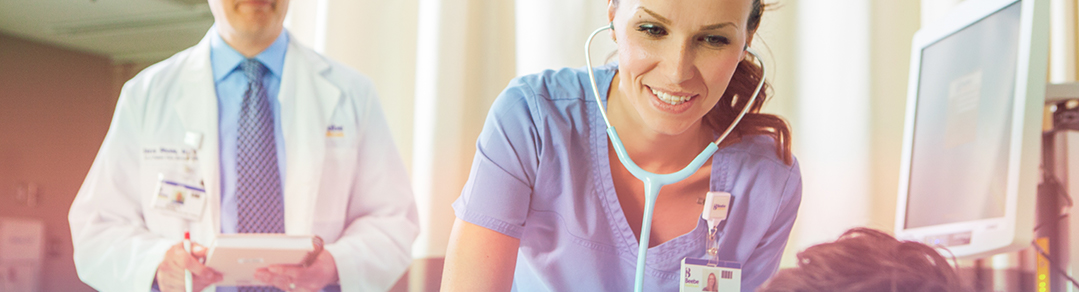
[0,33,137,291]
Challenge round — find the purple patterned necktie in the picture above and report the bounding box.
[236,59,285,292]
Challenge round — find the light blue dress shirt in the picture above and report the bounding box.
[209,27,289,235]
[209,28,288,292]
[452,64,803,291]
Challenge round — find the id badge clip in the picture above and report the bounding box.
[702,191,731,229]
[701,192,731,255]
[680,258,741,292]
[150,175,208,221]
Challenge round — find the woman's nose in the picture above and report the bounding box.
[661,42,696,84]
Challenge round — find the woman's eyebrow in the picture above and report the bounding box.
[638,7,671,24]
[638,6,740,30]
[702,22,738,30]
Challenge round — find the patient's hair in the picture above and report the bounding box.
[757,228,968,292]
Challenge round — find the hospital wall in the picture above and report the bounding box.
[0,33,141,292]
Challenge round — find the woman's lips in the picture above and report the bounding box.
[646,86,696,114]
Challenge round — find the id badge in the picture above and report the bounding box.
[680,258,741,292]
[150,177,207,221]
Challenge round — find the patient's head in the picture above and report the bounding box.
[758,228,967,292]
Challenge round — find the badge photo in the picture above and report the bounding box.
[680,258,741,292]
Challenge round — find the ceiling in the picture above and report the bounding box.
[0,0,215,63]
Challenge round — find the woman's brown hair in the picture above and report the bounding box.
[703,0,793,165]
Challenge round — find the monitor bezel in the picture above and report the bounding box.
[894,0,1049,259]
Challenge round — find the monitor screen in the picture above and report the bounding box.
[905,2,1022,229]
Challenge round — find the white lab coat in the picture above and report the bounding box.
[68,31,418,292]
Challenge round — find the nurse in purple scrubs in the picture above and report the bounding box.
[441,0,801,291]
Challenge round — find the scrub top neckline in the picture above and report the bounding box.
[589,64,715,277]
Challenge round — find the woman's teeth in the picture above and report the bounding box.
[651,88,692,105]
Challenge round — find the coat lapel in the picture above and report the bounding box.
[279,42,341,235]
[172,34,224,240]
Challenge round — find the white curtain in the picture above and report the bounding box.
[1050,0,1077,83]
[287,0,517,264]
[288,1,516,290]
[410,0,516,260]
[286,0,420,170]
[514,0,613,76]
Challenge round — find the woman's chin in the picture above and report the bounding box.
[637,119,702,137]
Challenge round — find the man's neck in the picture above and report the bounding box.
[218,27,282,58]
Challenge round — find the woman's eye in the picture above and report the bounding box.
[702,35,731,46]
[636,24,667,37]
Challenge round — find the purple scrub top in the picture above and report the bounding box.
[452,64,802,292]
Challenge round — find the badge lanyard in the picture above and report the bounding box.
[702,192,731,263]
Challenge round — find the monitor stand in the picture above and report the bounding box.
[1039,82,1079,292]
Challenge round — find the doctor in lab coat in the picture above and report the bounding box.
[67,0,418,291]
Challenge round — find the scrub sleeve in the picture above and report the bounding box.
[453,79,539,239]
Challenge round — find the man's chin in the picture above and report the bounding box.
[231,18,282,34]
[235,1,276,11]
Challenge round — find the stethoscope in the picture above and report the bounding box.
[584,23,766,292]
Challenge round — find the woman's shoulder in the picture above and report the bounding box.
[488,65,614,124]
[719,135,802,206]
[720,135,800,175]
[507,64,615,102]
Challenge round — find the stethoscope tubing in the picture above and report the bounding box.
[584,23,767,292]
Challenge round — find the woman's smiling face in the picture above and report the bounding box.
[609,0,754,136]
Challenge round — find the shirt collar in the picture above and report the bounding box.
[209,25,290,82]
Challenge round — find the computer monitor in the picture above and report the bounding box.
[895,0,1049,259]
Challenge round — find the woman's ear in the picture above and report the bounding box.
[607,0,616,23]
[608,1,617,42]
[743,32,756,58]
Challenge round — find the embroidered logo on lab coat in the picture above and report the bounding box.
[326,125,344,137]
